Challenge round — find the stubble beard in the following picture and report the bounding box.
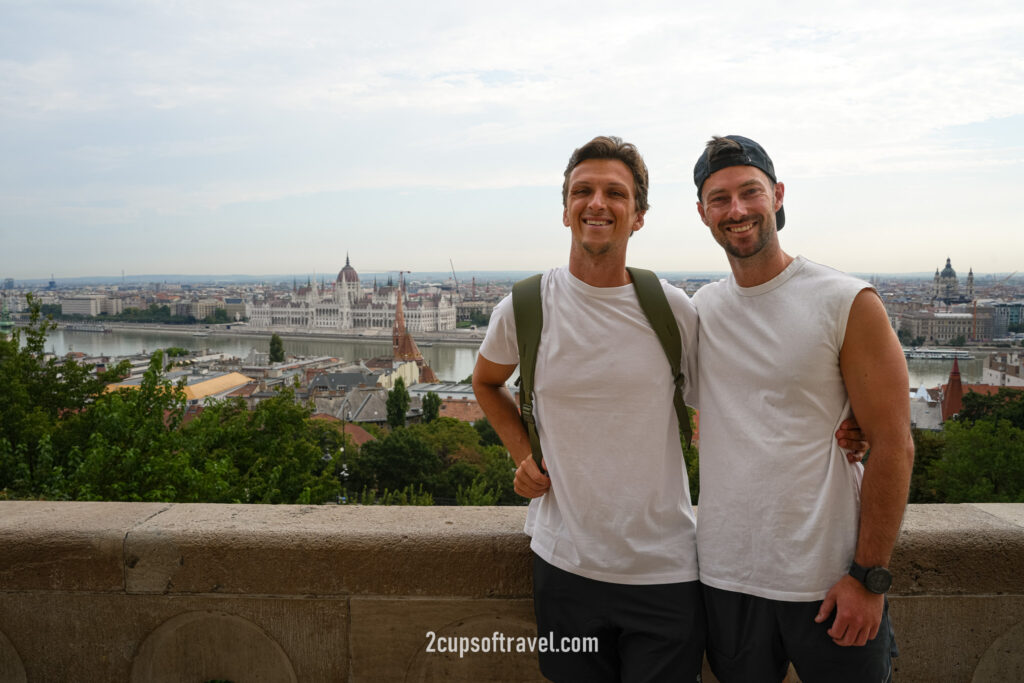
[718,213,774,260]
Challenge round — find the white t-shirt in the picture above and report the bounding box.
[479,266,700,584]
[693,256,872,601]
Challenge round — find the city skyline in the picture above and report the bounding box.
[2,2,1023,279]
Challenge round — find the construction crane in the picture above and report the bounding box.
[449,258,460,297]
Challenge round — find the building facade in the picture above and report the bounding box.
[247,256,456,333]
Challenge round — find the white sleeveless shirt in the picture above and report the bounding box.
[693,256,873,601]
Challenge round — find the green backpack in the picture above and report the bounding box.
[511,267,693,471]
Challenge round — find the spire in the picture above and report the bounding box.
[391,272,439,382]
[941,359,964,422]
[392,273,407,354]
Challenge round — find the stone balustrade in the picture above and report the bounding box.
[0,502,1022,682]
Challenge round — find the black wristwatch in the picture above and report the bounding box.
[849,561,893,594]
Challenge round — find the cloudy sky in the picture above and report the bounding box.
[2,0,1023,279]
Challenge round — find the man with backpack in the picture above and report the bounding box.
[472,135,705,682]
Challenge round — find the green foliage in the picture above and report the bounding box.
[683,408,699,504]
[355,427,442,494]
[928,420,1024,502]
[422,391,441,423]
[202,308,230,324]
[348,484,434,505]
[957,388,1024,430]
[472,416,502,447]
[949,335,967,347]
[908,428,946,503]
[1,301,521,505]
[386,377,410,429]
[408,417,480,459]
[269,333,285,363]
[164,346,191,358]
[456,477,500,505]
[896,329,925,347]
[0,295,129,498]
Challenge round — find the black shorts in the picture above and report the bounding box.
[702,583,898,683]
[532,554,705,683]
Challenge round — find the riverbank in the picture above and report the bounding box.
[51,321,486,347]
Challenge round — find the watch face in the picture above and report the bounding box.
[865,567,893,593]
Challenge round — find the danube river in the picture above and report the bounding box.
[42,326,985,390]
[45,328,481,383]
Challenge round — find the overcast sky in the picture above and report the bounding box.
[2,0,1023,279]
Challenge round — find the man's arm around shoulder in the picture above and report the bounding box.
[817,289,914,646]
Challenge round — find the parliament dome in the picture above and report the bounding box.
[337,255,359,284]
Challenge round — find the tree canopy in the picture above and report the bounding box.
[1,296,518,506]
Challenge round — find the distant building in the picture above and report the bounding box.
[60,295,123,317]
[990,301,1024,339]
[899,308,993,343]
[0,300,14,340]
[933,257,974,304]
[983,351,1024,388]
[247,255,456,333]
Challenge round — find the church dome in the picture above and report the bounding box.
[940,257,956,279]
[337,255,360,284]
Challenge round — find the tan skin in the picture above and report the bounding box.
[698,164,914,647]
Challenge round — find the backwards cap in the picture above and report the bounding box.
[693,135,785,230]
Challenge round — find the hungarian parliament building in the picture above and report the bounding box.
[246,256,457,332]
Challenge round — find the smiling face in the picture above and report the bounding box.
[563,158,645,260]
[697,164,784,261]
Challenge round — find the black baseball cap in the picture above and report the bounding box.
[693,135,785,230]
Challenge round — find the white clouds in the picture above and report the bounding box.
[1,0,1023,276]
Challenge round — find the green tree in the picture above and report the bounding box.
[386,377,410,429]
[269,333,285,363]
[457,477,501,505]
[0,295,128,498]
[408,417,480,460]
[422,391,441,423]
[908,428,946,503]
[355,427,442,494]
[928,420,1024,502]
[956,388,1024,430]
[472,416,502,447]
[64,351,191,502]
[677,407,700,504]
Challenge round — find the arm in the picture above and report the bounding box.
[816,290,914,646]
[471,354,550,498]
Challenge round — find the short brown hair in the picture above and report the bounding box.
[562,136,649,213]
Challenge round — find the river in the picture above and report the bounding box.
[45,327,481,383]
[42,326,986,390]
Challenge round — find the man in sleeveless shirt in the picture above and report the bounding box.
[691,135,914,683]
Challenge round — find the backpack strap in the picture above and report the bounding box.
[510,268,693,473]
[512,274,545,471]
[626,267,694,448]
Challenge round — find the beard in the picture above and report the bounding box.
[715,212,775,260]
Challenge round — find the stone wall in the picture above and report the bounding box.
[0,503,1021,682]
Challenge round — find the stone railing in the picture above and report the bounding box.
[0,503,1022,682]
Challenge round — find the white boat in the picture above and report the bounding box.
[904,348,973,360]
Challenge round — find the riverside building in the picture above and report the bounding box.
[246,256,456,333]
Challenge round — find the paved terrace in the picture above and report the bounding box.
[0,503,1022,682]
